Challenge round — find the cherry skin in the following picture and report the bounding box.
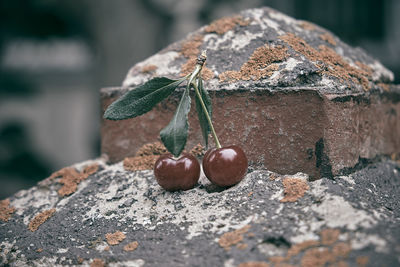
[202,145,248,187]
[154,153,200,191]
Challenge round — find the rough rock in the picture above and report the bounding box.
[1,157,399,266]
[100,7,400,177]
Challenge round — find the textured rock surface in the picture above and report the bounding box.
[100,7,400,177]
[1,157,399,266]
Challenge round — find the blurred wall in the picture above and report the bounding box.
[0,0,399,198]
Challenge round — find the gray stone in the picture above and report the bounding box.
[1,158,399,266]
[100,7,400,178]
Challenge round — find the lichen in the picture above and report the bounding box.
[105,231,126,245]
[219,44,287,82]
[124,155,158,171]
[237,262,270,267]
[320,228,340,245]
[301,247,335,267]
[299,21,317,31]
[0,199,15,222]
[280,177,309,203]
[141,64,157,74]
[319,33,337,46]
[218,225,251,251]
[205,15,250,35]
[90,258,105,267]
[123,241,139,252]
[180,56,214,80]
[179,34,214,80]
[135,142,168,156]
[28,208,56,232]
[279,33,373,90]
[49,164,99,197]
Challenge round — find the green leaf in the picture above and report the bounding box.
[160,85,191,157]
[195,77,212,148]
[104,77,186,120]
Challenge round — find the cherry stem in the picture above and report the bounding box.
[192,79,221,149]
[188,50,221,149]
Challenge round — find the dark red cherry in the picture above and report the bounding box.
[154,153,200,191]
[202,145,248,187]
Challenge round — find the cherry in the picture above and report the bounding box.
[202,145,248,187]
[154,153,200,191]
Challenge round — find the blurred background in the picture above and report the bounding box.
[1,0,399,199]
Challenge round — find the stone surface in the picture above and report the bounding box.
[1,158,399,266]
[100,7,400,177]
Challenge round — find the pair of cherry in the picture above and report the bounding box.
[154,145,248,191]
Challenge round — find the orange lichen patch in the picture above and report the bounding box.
[103,246,110,251]
[280,177,310,203]
[181,34,204,58]
[219,44,287,82]
[77,257,84,264]
[356,256,369,267]
[90,258,105,267]
[136,142,168,156]
[205,15,250,35]
[189,143,205,157]
[123,241,139,252]
[301,247,335,267]
[0,199,15,222]
[332,242,351,258]
[275,264,296,267]
[269,256,286,264]
[236,243,248,250]
[330,261,349,267]
[180,57,214,80]
[124,155,158,171]
[248,191,254,197]
[299,21,317,31]
[279,33,373,91]
[320,228,341,245]
[218,225,251,251]
[286,240,320,258]
[238,262,270,267]
[82,164,99,178]
[50,163,99,197]
[320,33,337,46]
[36,248,43,253]
[179,34,214,80]
[105,231,126,245]
[269,173,280,180]
[378,82,390,92]
[141,64,157,74]
[28,208,56,232]
[124,142,205,171]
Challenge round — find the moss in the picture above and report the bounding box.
[28,208,56,232]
